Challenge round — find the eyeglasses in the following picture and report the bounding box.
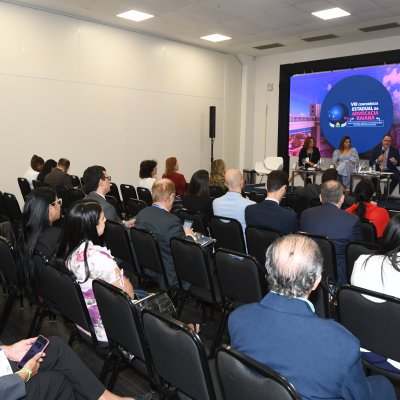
[103,175,112,181]
[51,198,62,206]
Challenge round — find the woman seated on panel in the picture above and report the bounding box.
[351,214,400,374]
[210,159,226,188]
[298,137,320,168]
[17,187,63,297]
[57,199,135,343]
[345,180,389,238]
[332,136,359,188]
[183,169,213,224]
[162,157,187,197]
[138,159,157,191]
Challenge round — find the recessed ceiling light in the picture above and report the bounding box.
[311,7,350,20]
[201,34,231,42]
[117,10,154,22]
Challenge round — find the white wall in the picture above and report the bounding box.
[0,2,242,204]
[242,33,400,175]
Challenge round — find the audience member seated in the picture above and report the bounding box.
[162,157,187,197]
[17,187,62,297]
[44,158,73,188]
[298,136,320,169]
[57,199,135,343]
[212,169,255,236]
[135,179,194,289]
[138,159,157,191]
[182,169,213,224]
[351,214,400,373]
[245,170,298,234]
[83,165,135,228]
[36,159,57,183]
[23,155,44,189]
[301,180,362,285]
[210,159,226,189]
[346,180,389,238]
[332,136,359,188]
[229,234,396,400]
[0,335,149,400]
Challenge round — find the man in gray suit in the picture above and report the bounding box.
[82,165,135,228]
[44,158,73,188]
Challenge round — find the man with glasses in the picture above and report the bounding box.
[82,165,135,228]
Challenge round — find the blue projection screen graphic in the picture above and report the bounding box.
[288,65,400,158]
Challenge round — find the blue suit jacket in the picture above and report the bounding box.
[245,199,298,234]
[229,293,372,400]
[300,203,362,284]
[369,146,400,172]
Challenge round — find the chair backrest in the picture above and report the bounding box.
[387,209,400,218]
[282,194,308,217]
[360,220,378,244]
[55,185,71,211]
[68,188,85,205]
[0,236,18,285]
[137,187,153,206]
[209,185,225,198]
[345,242,377,284]
[216,345,301,400]
[109,182,122,204]
[125,198,147,218]
[120,184,138,204]
[130,227,169,287]
[3,193,22,224]
[210,216,246,253]
[0,192,9,220]
[92,279,151,370]
[176,209,207,235]
[32,179,42,189]
[17,177,31,200]
[249,191,265,203]
[170,238,218,304]
[105,195,123,219]
[246,225,281,267]
[337,285,400,361]
[103,220,139,276]
[70,175,81,188]
[308,281,330,318]
[215,249,267,305]
[142,309,217,400]
[297,232,337,282]
[264,156,284,172]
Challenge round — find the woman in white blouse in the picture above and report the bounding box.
[138,160,157,191]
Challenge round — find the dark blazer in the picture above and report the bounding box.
[298,146,320,167]
[35,226,62,260]
[369,146,400,172]
[86,192,122,224]
[44,168,73,188]
[301,203,362,284]
[245,199,298,234]
[135,205,187,288]
[229,292,389,400]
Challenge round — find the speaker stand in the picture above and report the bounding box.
[210,137,215,164]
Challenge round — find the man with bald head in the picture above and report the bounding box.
[229,234,395,400]
[212,168,255,235]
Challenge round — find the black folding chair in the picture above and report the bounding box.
[345,242,378,284]
[70,175,81,188]
[209,185,225,198]
[0,192,9,221]
[210,216,246,253]
[105,195,123,219]
[125,198,147,219]
[137,187,153,206]
[68,188,85,205]
[18,177,31,201]
[3,193,22,224]
[142,309,218,399]
[176,208,208,235]
[120,184,137,204]
[216,345,301,400]
[109,182,124,214]
[360,220,378,244]
[55,185,71,212]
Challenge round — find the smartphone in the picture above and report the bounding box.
[183,219,193,229]
[17,335,50,369]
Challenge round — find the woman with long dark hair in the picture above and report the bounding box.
[351,214,400,373]
[183,169,213,223]
[17,187,62,295]
[58,199,134,342]
[332,136,359,188]
[346,180,389,238]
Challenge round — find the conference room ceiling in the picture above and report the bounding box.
[10,0,400,56]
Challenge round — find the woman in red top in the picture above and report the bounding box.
[162,157,187,197]
[346,180,390,238]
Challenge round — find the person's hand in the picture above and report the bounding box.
[377,154,384,163]
[16,352,44,382]
[124,218,136,228]
[308,162,315,167]
[184,227,194,236]
[389,157,397,165]
[3,337,37,362]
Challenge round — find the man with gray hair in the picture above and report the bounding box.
[228,234,395,400]
[300,179,362,284]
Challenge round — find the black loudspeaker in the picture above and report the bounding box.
[209,106,216,139]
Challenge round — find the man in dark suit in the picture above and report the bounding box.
[82,165,135,228]
[135,178,194,288]
[44,158,73,188]
[301,179,362,284]
[245,170,298,234]
[369,134,400,194]
[229,234,395,400]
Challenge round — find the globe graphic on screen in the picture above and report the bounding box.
[328,103,349,127]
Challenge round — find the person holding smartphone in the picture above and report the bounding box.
[0,336,151,400]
